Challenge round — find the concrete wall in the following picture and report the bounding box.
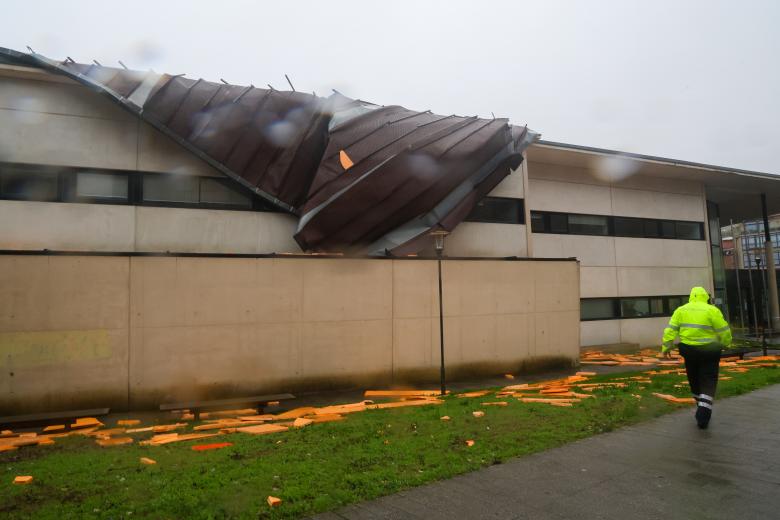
[0,200,301,254]
[0,70,219,176]
[527,160,712,347]
[0,255,579,413]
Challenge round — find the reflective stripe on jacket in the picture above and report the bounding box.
[661,287,732,352]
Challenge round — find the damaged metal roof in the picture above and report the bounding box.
[0,47,538,255]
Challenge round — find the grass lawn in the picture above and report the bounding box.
[2,364,780,519]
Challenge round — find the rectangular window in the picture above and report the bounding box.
[530,212,545,233]
[0,168,59,201]
[75,171,128,200]
[676,221,703,240]
[581,299,618,320]
[200,178,252,208]
[661,221,676,239]
[668,296,683,312]
[531,211,705,241]
[465,197,524,224]
[650,297,665,315]
[549,213,568,233]
[621,298,651,318]
[568,214,609,236]
[614,217,644,237]
[142,174,199,203]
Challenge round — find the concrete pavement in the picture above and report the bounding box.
[315,384,780,520]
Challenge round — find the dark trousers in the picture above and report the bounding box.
[679,343,720,408]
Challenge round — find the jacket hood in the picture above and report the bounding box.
[689,286,710,303]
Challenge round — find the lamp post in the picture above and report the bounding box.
[430,230,449,396]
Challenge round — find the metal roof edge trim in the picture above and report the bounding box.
[534,140,779,181]
[0,249,578,262]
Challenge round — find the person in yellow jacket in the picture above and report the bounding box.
[661,286,732,429]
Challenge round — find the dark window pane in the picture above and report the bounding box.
[530,212,545,233]
[621,298,650,318]
[661,221,676,238]
[143,175,199,203]
[568,214,609,235]
[0,170,59,201]
[549,213,568,233]
[75,172,128,200]
[614,217,644,237]
[581,299,617,320]
[200,178,252,208]
[668,297,683,312]
[650,297,664,315]
[643,220,660,237]
[465,197,524,224]
[676,221,703,240]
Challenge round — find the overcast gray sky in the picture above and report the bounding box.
[4,0,779,173]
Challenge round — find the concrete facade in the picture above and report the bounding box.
[0,255,579,413]
[526,159,713,347]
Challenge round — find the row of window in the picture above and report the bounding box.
[531,211,705,240]
[464,197,524,225]
[0,163,278,211]
[742,252,780,268]
[581,295,688,321]
[740,233,780,250]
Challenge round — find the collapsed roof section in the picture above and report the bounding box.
[0,47,538,255]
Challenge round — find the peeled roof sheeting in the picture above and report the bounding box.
[0,47,538,254]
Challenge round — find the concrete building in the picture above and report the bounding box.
[1,61,779,356]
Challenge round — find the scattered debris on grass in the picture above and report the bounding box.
[140,457,156,465]
[13,476,33,485]
[192,442,233,451]
[267,496,282,508]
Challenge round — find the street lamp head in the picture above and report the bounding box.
[429,230,449,253]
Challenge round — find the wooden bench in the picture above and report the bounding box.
[0,408,110,428]
[160,394,295,420]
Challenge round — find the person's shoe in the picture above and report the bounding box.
[695,406,711,429]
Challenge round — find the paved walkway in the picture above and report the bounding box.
[315,385,780,520]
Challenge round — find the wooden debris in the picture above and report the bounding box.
[0,446,18,452]
[472,411,485,418]
[71,417,103,429]
[238,415,275,422]
[274,407,319,420]
[236,424,288,435]
[89,428,126,437]
[504,374,515,380]
[364,390,442,398]
[192,442,233,451]
[367,399,442,410]
[305,414,344,424]
[314,402,367,415]
[141,433,221,446]
[292,418,313,428]
[42,425,65,433]
[96,437,133,447]
[13,476,33,485]
[1,430,14,438]
[549,401,573,407]
[540,387,571,394]
[193,420,264,431]
[440,416,451,421]
[209,408,258,418]
[481,401,508,407]
[652,393,696,404]
[126,426,155,433]
[152,423,187,433]
[117,420,141,426]
[140,457,156,465]
[465,440,475,447]
[267,496,282,508]
[456,390,490,398]
[576,371,597,376]
[519,398,577,404]
[580,361,619,366]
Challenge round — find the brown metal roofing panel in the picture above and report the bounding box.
[0,47,539,254]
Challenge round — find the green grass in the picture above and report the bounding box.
[2,364,780,519]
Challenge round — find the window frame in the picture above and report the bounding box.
[580,295,689,321]
[530,210,706,241]
[463,196,525,225]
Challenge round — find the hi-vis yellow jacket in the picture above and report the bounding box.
[662,287,732,353]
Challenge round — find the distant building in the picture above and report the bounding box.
[721,216,780,270]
